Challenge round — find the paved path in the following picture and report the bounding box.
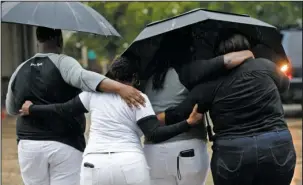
[1,117,302,185]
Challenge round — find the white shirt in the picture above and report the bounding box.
[79,92,155,155]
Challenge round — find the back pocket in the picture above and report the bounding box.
[121,160,150,185]
[216,150,244,180]
[270,141,296,173]
[144,146,169,178]
[80,166,93,185]
[179,155,203,175]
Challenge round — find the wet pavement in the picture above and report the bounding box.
[1,116,302,185]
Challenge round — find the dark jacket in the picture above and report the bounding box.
[165,58,290,139]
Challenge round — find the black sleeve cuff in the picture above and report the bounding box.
[137,115,191,143]
[216,55,226,68]
[164,107,180,125]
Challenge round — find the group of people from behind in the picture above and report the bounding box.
[8,25,296,185]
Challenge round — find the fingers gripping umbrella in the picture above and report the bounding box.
[1,1,121,37]
[122,8,288,77]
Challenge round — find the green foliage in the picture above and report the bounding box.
[64,2,302,62]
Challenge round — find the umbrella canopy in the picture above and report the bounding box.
[122,8,288,77]
[1,1,121,37]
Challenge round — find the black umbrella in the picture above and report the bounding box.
[122,8,288,77]
[1,2,121,37]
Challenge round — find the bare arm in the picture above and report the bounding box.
[224,50,255,69]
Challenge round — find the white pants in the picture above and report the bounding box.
[144,139,210,185]
[18,140,83,185]
[80,152,151,185]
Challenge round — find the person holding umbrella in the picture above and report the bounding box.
[6,27,145,185]
[18,56,205,185]
[158,30,296,185]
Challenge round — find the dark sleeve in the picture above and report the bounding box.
[165,82,216,125]
[272,68,290,93]
[29,96,88,117]
[262,58,290,93]
[137,115,191,143]
[175,55,225,90]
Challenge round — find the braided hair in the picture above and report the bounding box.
[106,56,139,83]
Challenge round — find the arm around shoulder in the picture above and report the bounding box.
[55,55,107,92]
[29,94,89,117]
[134,95,196,143]
[54,55,145,107]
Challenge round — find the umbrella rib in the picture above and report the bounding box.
[82,5,107,36]
[31,2,40,24]
[66,2,81,30]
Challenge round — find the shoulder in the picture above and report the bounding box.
[133,93,155,117]
[60,55,78,62]
[79,91,93,100]
[166,68,179,78]
[253,58,273,64]
[254,58,276,70]
[255,58,274,64]
[140,93,150,102]
[11,58,33,77]
[48,54,79,67]
[135,93,153,109]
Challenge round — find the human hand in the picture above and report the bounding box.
[118,84,146,108]
[186,104,203,125]
[19,101,33,116]
[242,50,255,59]
[156,112,165,124]
[224,50,255,69]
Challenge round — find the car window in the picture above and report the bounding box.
[282,30,302,68]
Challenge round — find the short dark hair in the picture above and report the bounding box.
[36,26,62,43]
[215,30,251,55]
[106,56,138,83]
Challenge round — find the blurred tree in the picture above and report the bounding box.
[63,2,302,62]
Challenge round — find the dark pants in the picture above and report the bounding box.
[211,129,296,185]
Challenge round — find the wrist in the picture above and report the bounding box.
[223,54,233,67]
[28,105,34,115]
[112,80,126,95]
[186,118,194,125]
[98,78,124,94]
[245,50,254,59]
[116,83,124,94]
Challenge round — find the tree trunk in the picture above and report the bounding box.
[106,3,129,62]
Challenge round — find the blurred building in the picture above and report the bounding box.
[1,23,37,107]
